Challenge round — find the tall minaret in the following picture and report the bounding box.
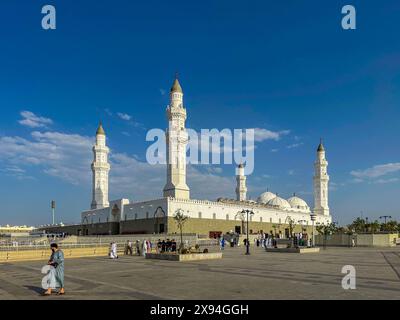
[163,76,190,199]
[91,122,111,209]
[236,164,247,201]
[313,139,329,216]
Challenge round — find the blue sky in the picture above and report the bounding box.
[0,0,400,226]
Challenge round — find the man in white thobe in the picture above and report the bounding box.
[142,240,147,257]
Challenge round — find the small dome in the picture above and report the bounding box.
[96,123,105,135]
[170,78,183,93]
[317,140,325,152]
[287,196,310,211]
[267,196,291,210]
[257,191,276,204]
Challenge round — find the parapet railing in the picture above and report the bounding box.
[0,239,219,252]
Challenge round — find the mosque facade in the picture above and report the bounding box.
[80,78,332,237]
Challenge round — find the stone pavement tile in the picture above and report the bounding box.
[0,247,400,300]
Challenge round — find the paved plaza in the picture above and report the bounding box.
[0,246,400,300]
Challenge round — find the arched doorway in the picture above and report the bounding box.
[154,207,166,234]
[234,212,246,235]
[81,216,89,236]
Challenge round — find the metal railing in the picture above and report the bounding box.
[0,239,219,252]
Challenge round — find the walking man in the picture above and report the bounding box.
[43,243,65,296]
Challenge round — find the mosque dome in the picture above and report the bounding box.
[257,191,276,204]
[287,195,310,211]
[267,196,291,210]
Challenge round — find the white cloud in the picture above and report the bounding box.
[117,113,132,121]
[287,142,304,149]
[351,163,400,179]
[374,178,399,184]
[18,111,53,128]
[0,129,235,201]
[0,131,93,184]
[253,128,290,142]
[160,89,166,96]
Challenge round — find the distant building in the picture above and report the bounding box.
[0,225,36,237]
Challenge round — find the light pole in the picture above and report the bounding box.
[240,209,254,255]
[310,214,316,248]
[379,215,392,232]
[51,200,56,225]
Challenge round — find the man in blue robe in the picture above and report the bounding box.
[43,243,65,295]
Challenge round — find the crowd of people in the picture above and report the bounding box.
[218,231,312,251]
[109,238,180,259]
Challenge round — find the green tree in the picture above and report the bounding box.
[316,223,338,248]
[316,222,338,236]
[369,220,381,234]
[173,209,189,253]
[381,220,399,232]
[347,217,366,233]
[285,216,297,248]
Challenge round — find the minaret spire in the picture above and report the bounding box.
[314,139,329,216]
[91,123,111,209]
[236,163,247,201]
[163,76,190,199]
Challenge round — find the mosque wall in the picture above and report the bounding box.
[166,217,314,237]
[167,198,331,226]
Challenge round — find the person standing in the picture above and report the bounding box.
[157,239,162,253]
[136,240,141,256]
[110,242,118,259]
[142,240,147,257]
[220,237,225,251]
[43,243,65,296]
[126,240,133,255]
[147,240,152,253]
[124,240,129,255]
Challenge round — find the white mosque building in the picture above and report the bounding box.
[80,78,332,237]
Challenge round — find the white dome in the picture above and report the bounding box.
[257,191,276,204]
[287,196,310,212]
[267,196,291,210]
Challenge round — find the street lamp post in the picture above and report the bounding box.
[379,215,392,231]
[51,200,56,225]
[310,214,316,248]
[240,209,254,255]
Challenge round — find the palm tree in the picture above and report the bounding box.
[173,209,189,253]
[382,220,398,233]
